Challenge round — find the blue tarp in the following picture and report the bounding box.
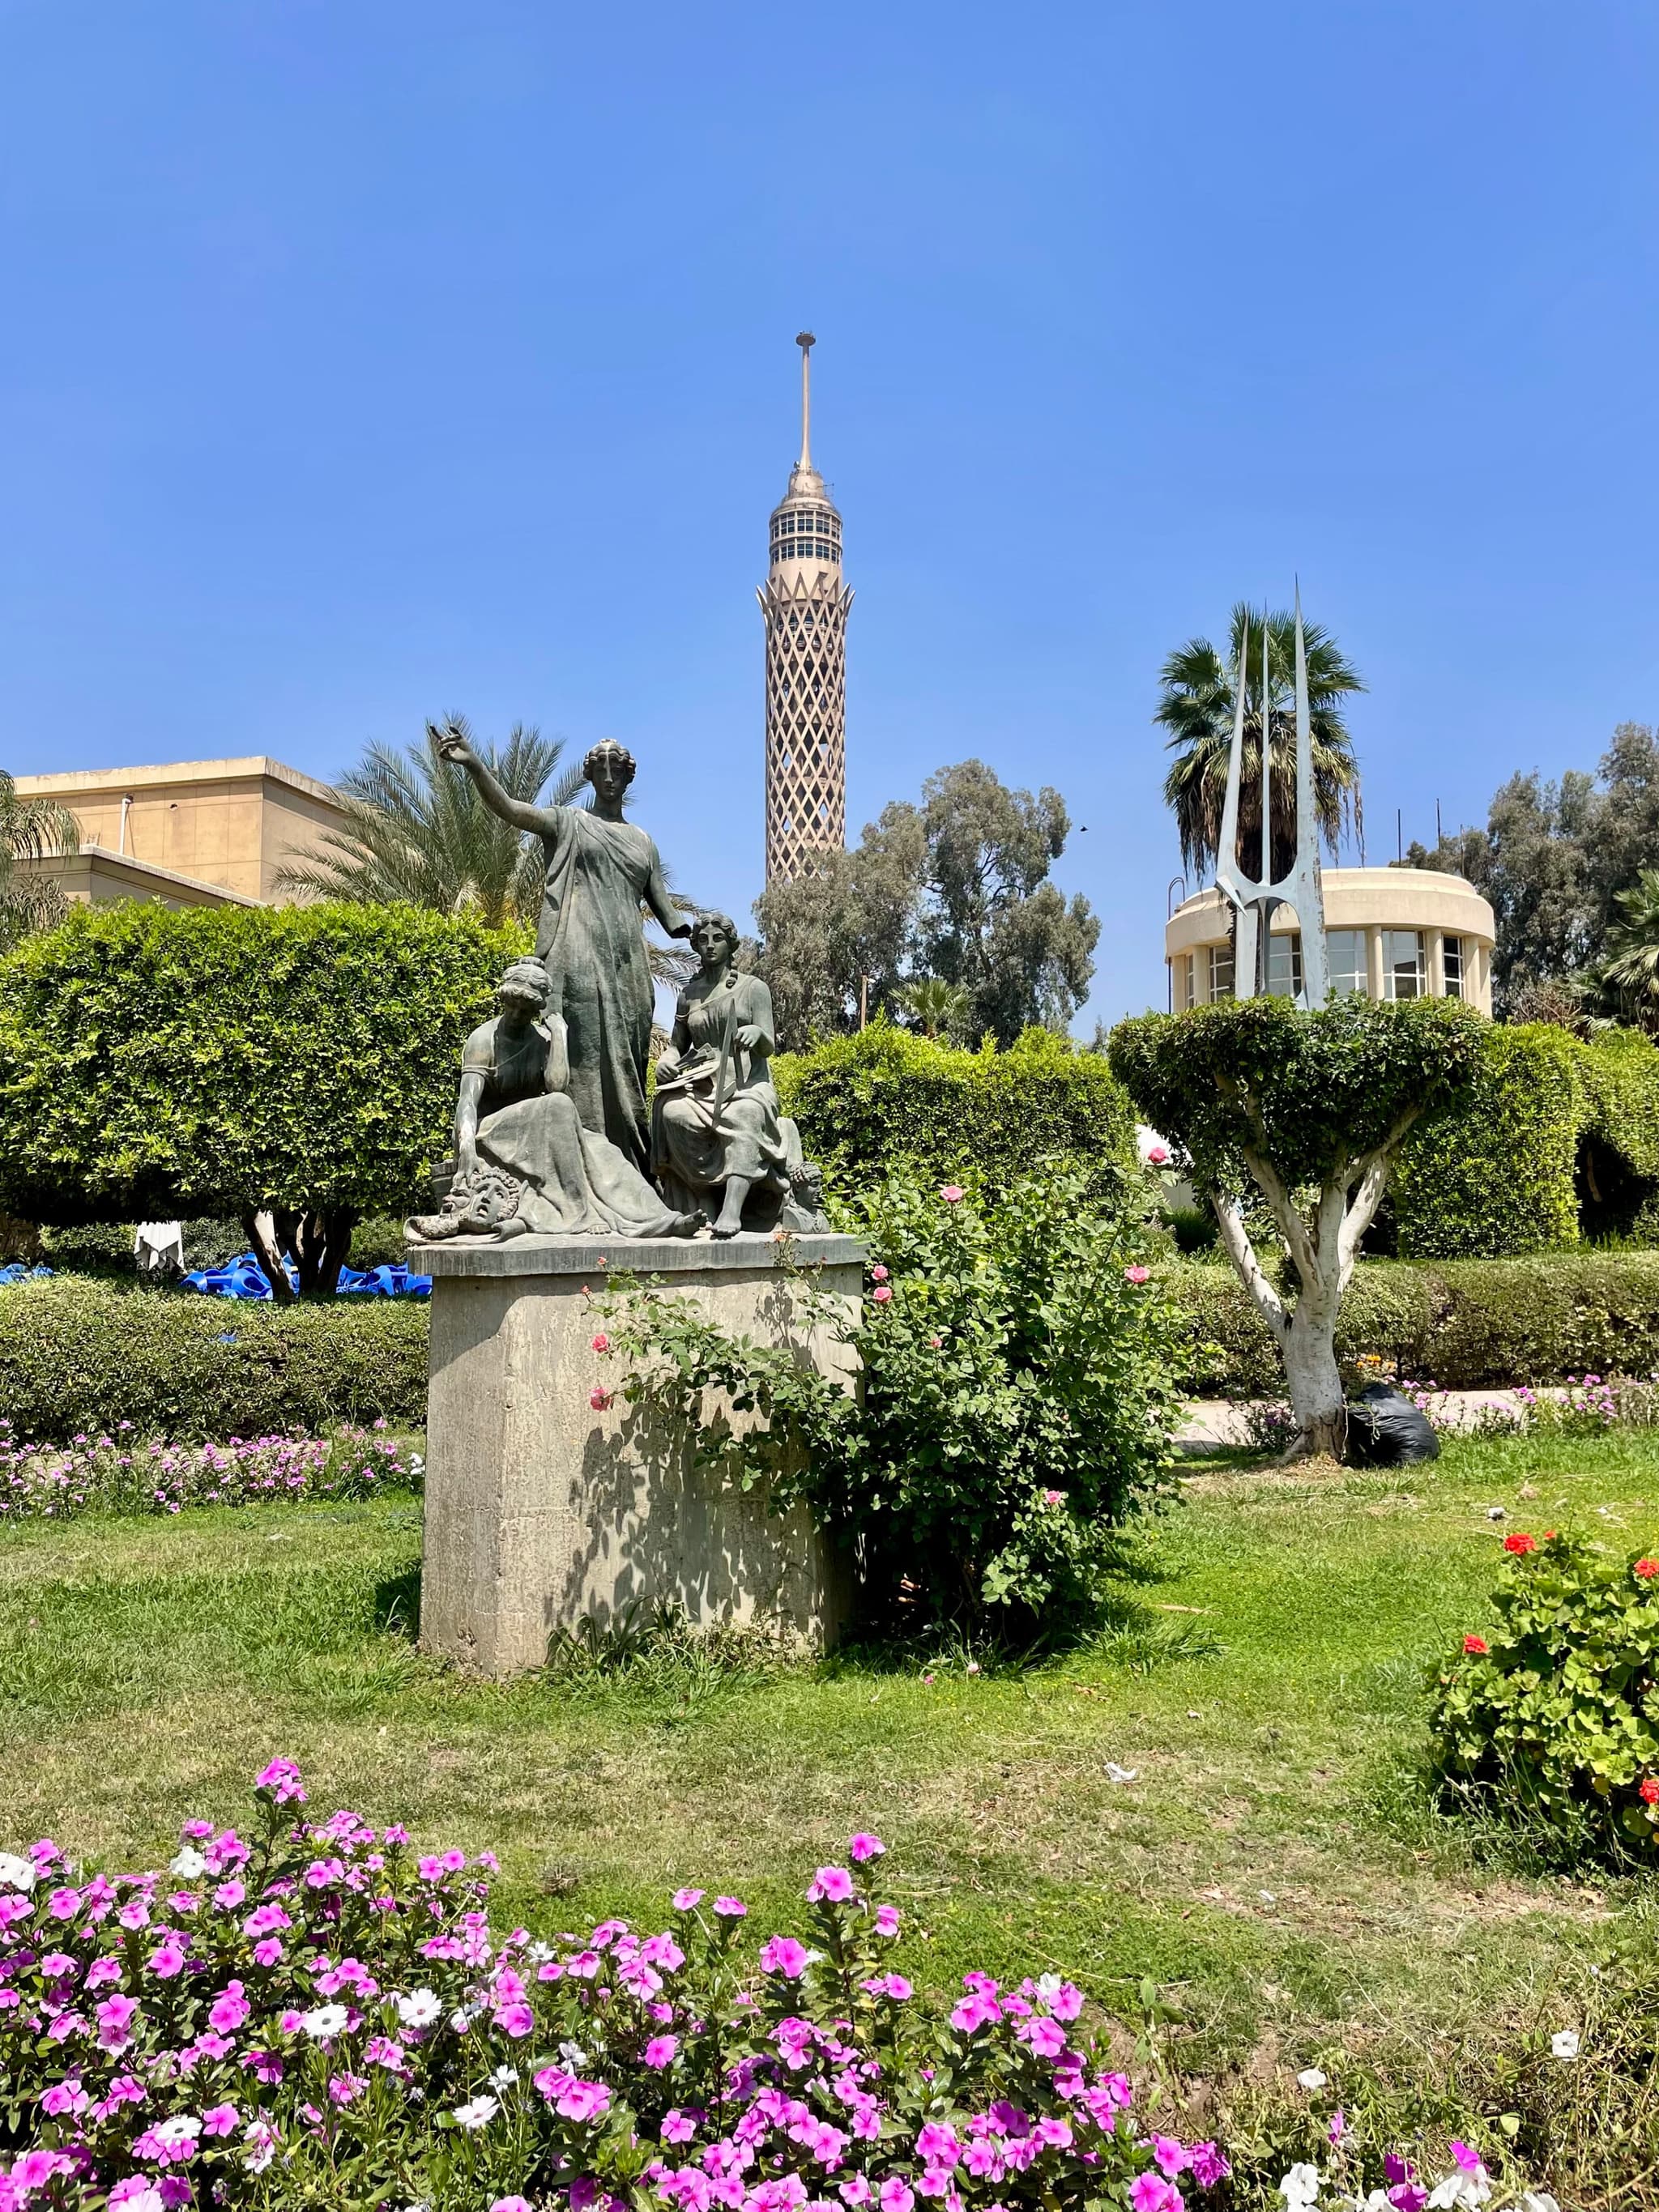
[0,1264,54,1289]
[179,1251,432,1300]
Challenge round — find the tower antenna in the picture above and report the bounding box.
[796,331,815,469]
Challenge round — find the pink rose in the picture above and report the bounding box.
[1124,1264,1150,1285]
[591,1333,610,1353]
[940,1185,965,1204]
[872,1285,892,1304]
[589,1386,614,1412]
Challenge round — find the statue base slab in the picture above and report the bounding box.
[413,1232,864,1676]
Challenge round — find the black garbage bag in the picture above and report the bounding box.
[1345,1381,1439,1465]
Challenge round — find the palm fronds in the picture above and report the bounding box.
[1155,603,1365,879]
[0,770,80,949]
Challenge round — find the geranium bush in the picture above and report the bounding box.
[1429,1530,1659,1864]
[590,1170,1183,1635]
[0,1422,422,1524]
[0,1763,1243,2212]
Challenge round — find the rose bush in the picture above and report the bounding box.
[1430,1529,1659,1865]
[589,1170,1183,1635]
[0,1765,1243,2212]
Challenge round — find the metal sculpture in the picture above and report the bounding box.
[1213,590,1330,1007]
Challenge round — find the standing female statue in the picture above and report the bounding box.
[433,721,689,1174]
[651,912,825,1238]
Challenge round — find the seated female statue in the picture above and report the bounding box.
[650,913,826,1238]
[408,959,697,1243]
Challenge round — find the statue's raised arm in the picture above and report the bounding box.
[430,718,561,838]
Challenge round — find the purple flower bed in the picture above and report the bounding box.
[0,1769,1550,2212]
[0,1423,422,1522]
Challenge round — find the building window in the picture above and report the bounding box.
[1383,930,1427,999]
[1443,935,1465,998]
[1266,931,1303,999]
[1208,944,1235,1001]
[1174,953,1197,1010]
[1328,929,1367,998]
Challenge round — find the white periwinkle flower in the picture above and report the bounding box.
[488,2064,519,2090]
[0,1852,38,1892]
[1550,2028,1580,2060]
[1296,2067,1329,2091]
[302,2002,351,2040]
[450,2093,499,2131]
[395,1989,442,2027]
[169,1846,207,1879]
[1279,2165,1322,2210]
[559,2039,590,2066]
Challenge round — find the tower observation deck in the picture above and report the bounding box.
[758,333,853,884]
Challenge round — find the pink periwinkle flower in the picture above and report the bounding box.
[644,2035,679,2068]
[879,2186,915,2212]
[1129,2177,1183,2212]
[202,2104,238,2138]
[1149,2135,1189,2179]
[808,1866,855,1903]
[672,1886,705,1911]
[848,1832,885,1862]
[148,1939,187,1979]
[209,1981,250,2034]
[491,2200,535,2212]
[873,1903,901,1936]
[760,1937,808,1979]
[713,1896,746,1918]
[1188,2144,1230,2188]
[254,1758,306,1805]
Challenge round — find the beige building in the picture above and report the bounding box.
[12,756,348,910]
[1166,866,1496,1014]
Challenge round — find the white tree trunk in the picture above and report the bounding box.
[1282,1276,1347,1458]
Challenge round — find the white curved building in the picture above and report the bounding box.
[1164,867,1496,1014]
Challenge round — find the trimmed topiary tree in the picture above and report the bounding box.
[1110,995,1486,1455]
[0,901,522,1296]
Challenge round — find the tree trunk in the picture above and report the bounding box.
[273,1207,357,1299]
[1282,1280,1347,1459]
[241,1208,296,1303]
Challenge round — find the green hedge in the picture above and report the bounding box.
[775,1024,1135,1198]
[1392,1024,1659,1257]
[1163,1251,1659,1394]
[0,1277,429,1443]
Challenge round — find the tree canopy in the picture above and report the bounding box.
[0,902,518,1290]
[1156,603,1365,880]
[753,759,1098,1051]
[1407,723,1659,1014]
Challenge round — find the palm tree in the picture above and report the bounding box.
[0,769,80,950]
[1155,604,1365,880]
[1596,869,1659,1029]
[898,977,970,1042]
[277,718,696,987]
[275,718,582,927]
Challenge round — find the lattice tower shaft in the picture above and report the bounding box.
[760,568,853,882]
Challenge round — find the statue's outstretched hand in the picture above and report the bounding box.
[735,1024,766,1051]
[433,723,477,769]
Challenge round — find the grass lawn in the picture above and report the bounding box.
[4,1430,1658,2197]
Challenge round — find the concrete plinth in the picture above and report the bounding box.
[414,1233,864,1676]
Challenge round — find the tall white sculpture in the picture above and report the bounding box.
[1213,591,1330,1007]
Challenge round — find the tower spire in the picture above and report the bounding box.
[796,330,814,470]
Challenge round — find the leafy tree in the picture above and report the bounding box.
[275,718,581,927]
[1408,724,1659,1013]
[1156,603,1365,879]
[753,761,1097,1051]
[0,902,518,1298]
[0,770,79,951]
[896,978,970,1041]
[1110,996,1485,1456]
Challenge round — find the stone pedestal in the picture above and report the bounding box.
[414,1233,864,1676]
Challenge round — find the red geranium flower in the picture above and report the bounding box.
[1640,1777,1659,1806]
[1503,1532,1537,1555]
[1463,1634,1489,1655]
[1636,1558,1659,1580]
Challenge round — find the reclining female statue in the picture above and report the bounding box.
[650,912,829,1239]
[408,958,697,1243]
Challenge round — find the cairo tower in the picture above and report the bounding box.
[758,333,853,883]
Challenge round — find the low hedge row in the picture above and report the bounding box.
[1163,1251,1659,1396]
[0,1276,429,1443]
[11,1251,1659,1440]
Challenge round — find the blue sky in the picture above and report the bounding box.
[4,0,1657,1027]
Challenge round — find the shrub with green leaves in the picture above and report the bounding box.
[593,1168,1182,1636]
[774,1023,1134,1201]
[1429,1529,1659,1865]
[0,901,522,1291]
[0,1276,429,1443]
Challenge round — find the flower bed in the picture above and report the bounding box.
[0,1423,422,1523]
[0,1769,1555,2212]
